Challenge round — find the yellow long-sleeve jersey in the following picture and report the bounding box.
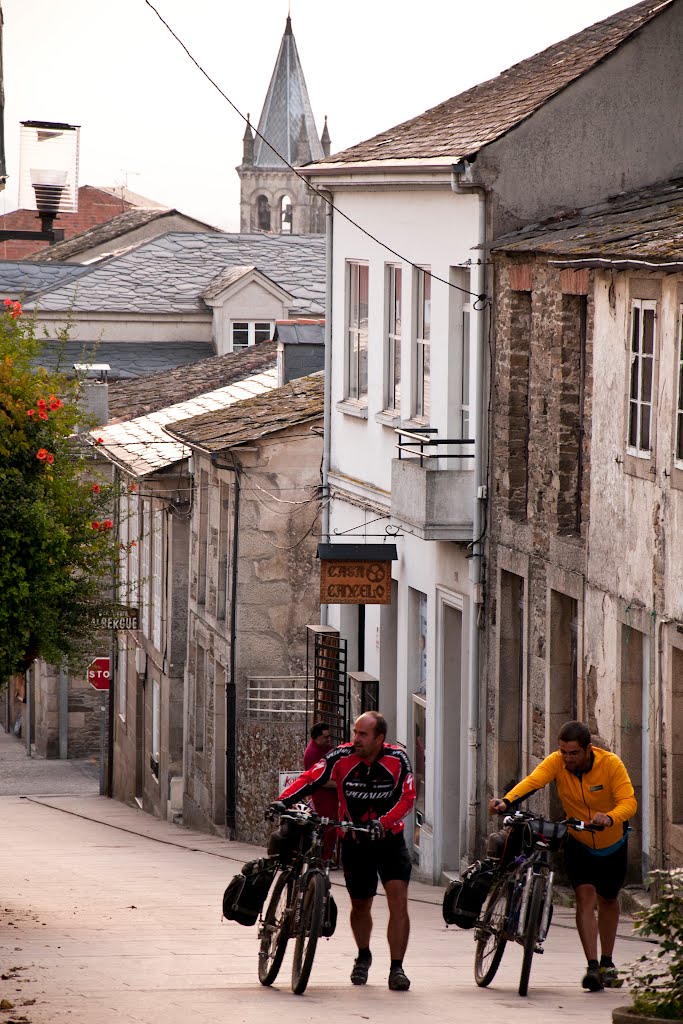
[503,746,637,850]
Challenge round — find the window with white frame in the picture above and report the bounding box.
[141,500,151,637]
[217,481,230,620]
[128,492,139,610]
[195,643,207,753]
[152,509,163,651]
[676,306,683,463]
[347,261,369,400]
[415,267,431,420]
[461,306,471,439]
[627,299,657,456]
[118,635,127,722]
[385,265,402,411]
[231,321,273,350]
[118,491,129,602]
[197,469,208,606]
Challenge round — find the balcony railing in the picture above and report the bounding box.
[395,427,475,466]
[392,428,475,542]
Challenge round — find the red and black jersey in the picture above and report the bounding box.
[278,742,416,835]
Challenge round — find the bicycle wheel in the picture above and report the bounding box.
[474,878,511,987]
[258,870,293,986]
[518,873,547,997]
[291,871,325,995]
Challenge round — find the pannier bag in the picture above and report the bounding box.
[267,818,314,865]
[222,858,276,926]
[322,893,337,937]
[442,859,496,929]
[524,817,568,852]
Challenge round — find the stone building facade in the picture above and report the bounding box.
[485,180,683,877]
[237,16,329,235]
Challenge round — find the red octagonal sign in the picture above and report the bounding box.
[87,657,111,691]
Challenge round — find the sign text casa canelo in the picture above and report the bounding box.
[320,559,391,605]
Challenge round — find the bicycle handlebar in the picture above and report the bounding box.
[499,808,605,832]
[271,806,373,835]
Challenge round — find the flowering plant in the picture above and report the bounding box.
[621,868,683,1020]
[0,301,119,681]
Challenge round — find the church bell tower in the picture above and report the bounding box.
[237,16,329,235]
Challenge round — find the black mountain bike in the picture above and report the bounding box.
[259,806,369,995]
[474,809,603,996]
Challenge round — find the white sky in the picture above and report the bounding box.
[2,0,635,232]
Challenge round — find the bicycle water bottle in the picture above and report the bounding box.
[508,879,524,933]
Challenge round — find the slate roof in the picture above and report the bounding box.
[107,341,278,420]
[92,367,279,477]
[318,0,672,166]
[0,259,88,298]
[273,319,325,345]
[169,371,324,452]
[493,178,683,265]
[23,231,326,316]
[253,16,324,169]
[24,208,220,263]
[34,341,216,381]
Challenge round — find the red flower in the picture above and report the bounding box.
[36,448,48,461]
[95,437,104,445]
[3,298,11,308]
[37,398,47,409]
[91,521,100,530]
[27,409,35,417]
[38,410,49,421]
[129,482,138,492]
[92,483,101,494]
[102,519,113,530]
[49,399,62,411]
[46,453,54,465]
[130,540,137,547]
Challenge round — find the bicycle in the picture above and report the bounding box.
[258,805,370,995]
[473,809,603,996]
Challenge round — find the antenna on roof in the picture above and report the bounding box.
[117,170,141,210]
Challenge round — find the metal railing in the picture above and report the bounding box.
[246,676,311,721]
[395,427,475,467]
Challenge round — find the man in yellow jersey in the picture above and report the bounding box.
[489,720,636,992]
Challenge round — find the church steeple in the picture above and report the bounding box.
[252,16,324,169]
[236,16,327,235]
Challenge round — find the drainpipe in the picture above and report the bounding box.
[320,190,333,627]
[58,663,68,759]
[451,160,488,860]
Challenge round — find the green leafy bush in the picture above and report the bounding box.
[0,300,118,682]
[624,867,683,1020]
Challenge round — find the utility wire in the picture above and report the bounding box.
[143,0,488,304]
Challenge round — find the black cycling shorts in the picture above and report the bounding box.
[341,832,412,900]
[563,835,628,900]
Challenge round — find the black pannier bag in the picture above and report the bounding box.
[442,859,496,929]
[222,858,276,926]
[267,817,315,865]
[322,893,337,937]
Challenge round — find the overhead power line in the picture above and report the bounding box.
[142,0,488,305]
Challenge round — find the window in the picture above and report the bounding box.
[140,500,151,638]
[118,635,127,722]
[118,492,129,602]
[675,307,683,463]
[151,679,160,774]
[217,482,230,620]
[231,321,273,351]
[152,509,162,651]
[128,493,139,610]
[197,470,208,606]
[347,262,369,400]
[280,195,293,233]
[257,195,271,231]
[415,267,431,420]
[195,643,207,754]
[461,306,470,439]
[385,265,402,411]
[627,299,657,456]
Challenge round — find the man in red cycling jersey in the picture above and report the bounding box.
[270,710,415,992]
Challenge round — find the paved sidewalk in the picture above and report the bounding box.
[0,727,99,797]
[0,788,649,1024]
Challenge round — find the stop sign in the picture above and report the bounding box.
[87,657,111,691]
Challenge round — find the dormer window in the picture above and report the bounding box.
[231,321,274,350]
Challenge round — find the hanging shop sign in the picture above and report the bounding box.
[317,544,397,605]
[89,605,140,632]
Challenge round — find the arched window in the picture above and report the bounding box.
[257,195,271,231]
[280,195,293,234]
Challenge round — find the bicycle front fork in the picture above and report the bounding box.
[516,867,554,941]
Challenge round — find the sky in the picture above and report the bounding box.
[2,0,637,232]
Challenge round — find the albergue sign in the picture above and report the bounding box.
[320,560,391,605]
[89,606,140,631]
